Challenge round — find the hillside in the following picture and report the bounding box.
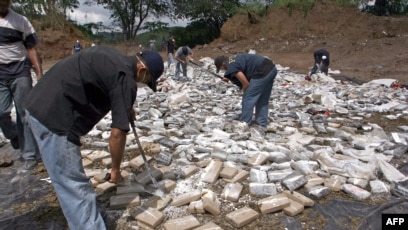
[194,0,408,84]
[36,0,408,84]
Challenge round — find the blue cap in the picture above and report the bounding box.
[139,51,164,92]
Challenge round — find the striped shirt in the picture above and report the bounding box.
[0,9,39,78]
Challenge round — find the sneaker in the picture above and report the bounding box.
[23,159,37,170]
[10,136,19,150]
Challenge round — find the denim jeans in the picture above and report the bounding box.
[174,60,187,80]
[167,53,174,68]
[26,111,106,230]
[0,76,37,160]
[241,67,277,127]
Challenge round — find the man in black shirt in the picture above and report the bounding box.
[166,35,175,69]
[24,46,164,230]
[310,48,330,76]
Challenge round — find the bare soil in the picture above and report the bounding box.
[37,1,408,85]
[194,0,408,84]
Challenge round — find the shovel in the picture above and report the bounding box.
[129,120,166,198]
[189,59,225,79]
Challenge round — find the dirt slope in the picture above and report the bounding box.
[193,0,408,83]
[36,0,408,84]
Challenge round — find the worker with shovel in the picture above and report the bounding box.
[214,54,277,129]
[174,46,193,82]
[24,46,164,230]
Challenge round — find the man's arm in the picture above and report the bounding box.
[235,71,250,92]
[175,55,184,64]
[108,127,126,183]
[27,47,43,80]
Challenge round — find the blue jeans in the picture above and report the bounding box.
[0,76,37,160]
[241,67,277,127]
[174,60,187,80]
[26,111,106,230]
[167,53,174,68]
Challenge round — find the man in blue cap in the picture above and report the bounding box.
[24,46,164,230]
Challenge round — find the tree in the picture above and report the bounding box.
[171,0,240,23]
[12,0,79,18]
[361,0,408,15]
[142,21,169,31]
[170,0,241,47]
[86,0,170,41]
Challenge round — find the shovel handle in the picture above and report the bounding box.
[130,121,159,187]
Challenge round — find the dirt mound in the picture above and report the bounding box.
[194,0,408,83]
[35,0,408,84]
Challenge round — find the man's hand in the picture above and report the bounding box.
[221,77,230,82]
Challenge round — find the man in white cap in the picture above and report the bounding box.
[24,46,164,230]
[72,40,82,54]
[310,48,330,76]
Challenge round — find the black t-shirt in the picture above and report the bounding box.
[25,46,137,145]
[314,49,330,63]
[166,40,175,53]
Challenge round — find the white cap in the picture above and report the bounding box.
[322,55,327,60]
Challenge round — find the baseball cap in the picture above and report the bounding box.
[214,56,226,73]
[139,51,164,92]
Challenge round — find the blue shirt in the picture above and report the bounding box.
[224,53,275,88]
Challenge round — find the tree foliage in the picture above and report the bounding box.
[86,0,170,41]
[361,0,408,15]
[142,21,169,31]
[12,0,79,17]
[170,0,240,47]
[170,0,240,21]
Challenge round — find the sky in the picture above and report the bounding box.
[68,0,188,31]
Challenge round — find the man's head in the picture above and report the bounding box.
[135,51,164,92]
[214,56,227,73]
[0,0,11,16]
[182,46,192,56]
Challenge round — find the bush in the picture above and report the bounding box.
[272,0,316,17]
[234,2,268,16]
[361,0,408,16]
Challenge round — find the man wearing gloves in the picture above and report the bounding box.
[24,46,164,230]
[310,48,330,76]
[214,54,277,129]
